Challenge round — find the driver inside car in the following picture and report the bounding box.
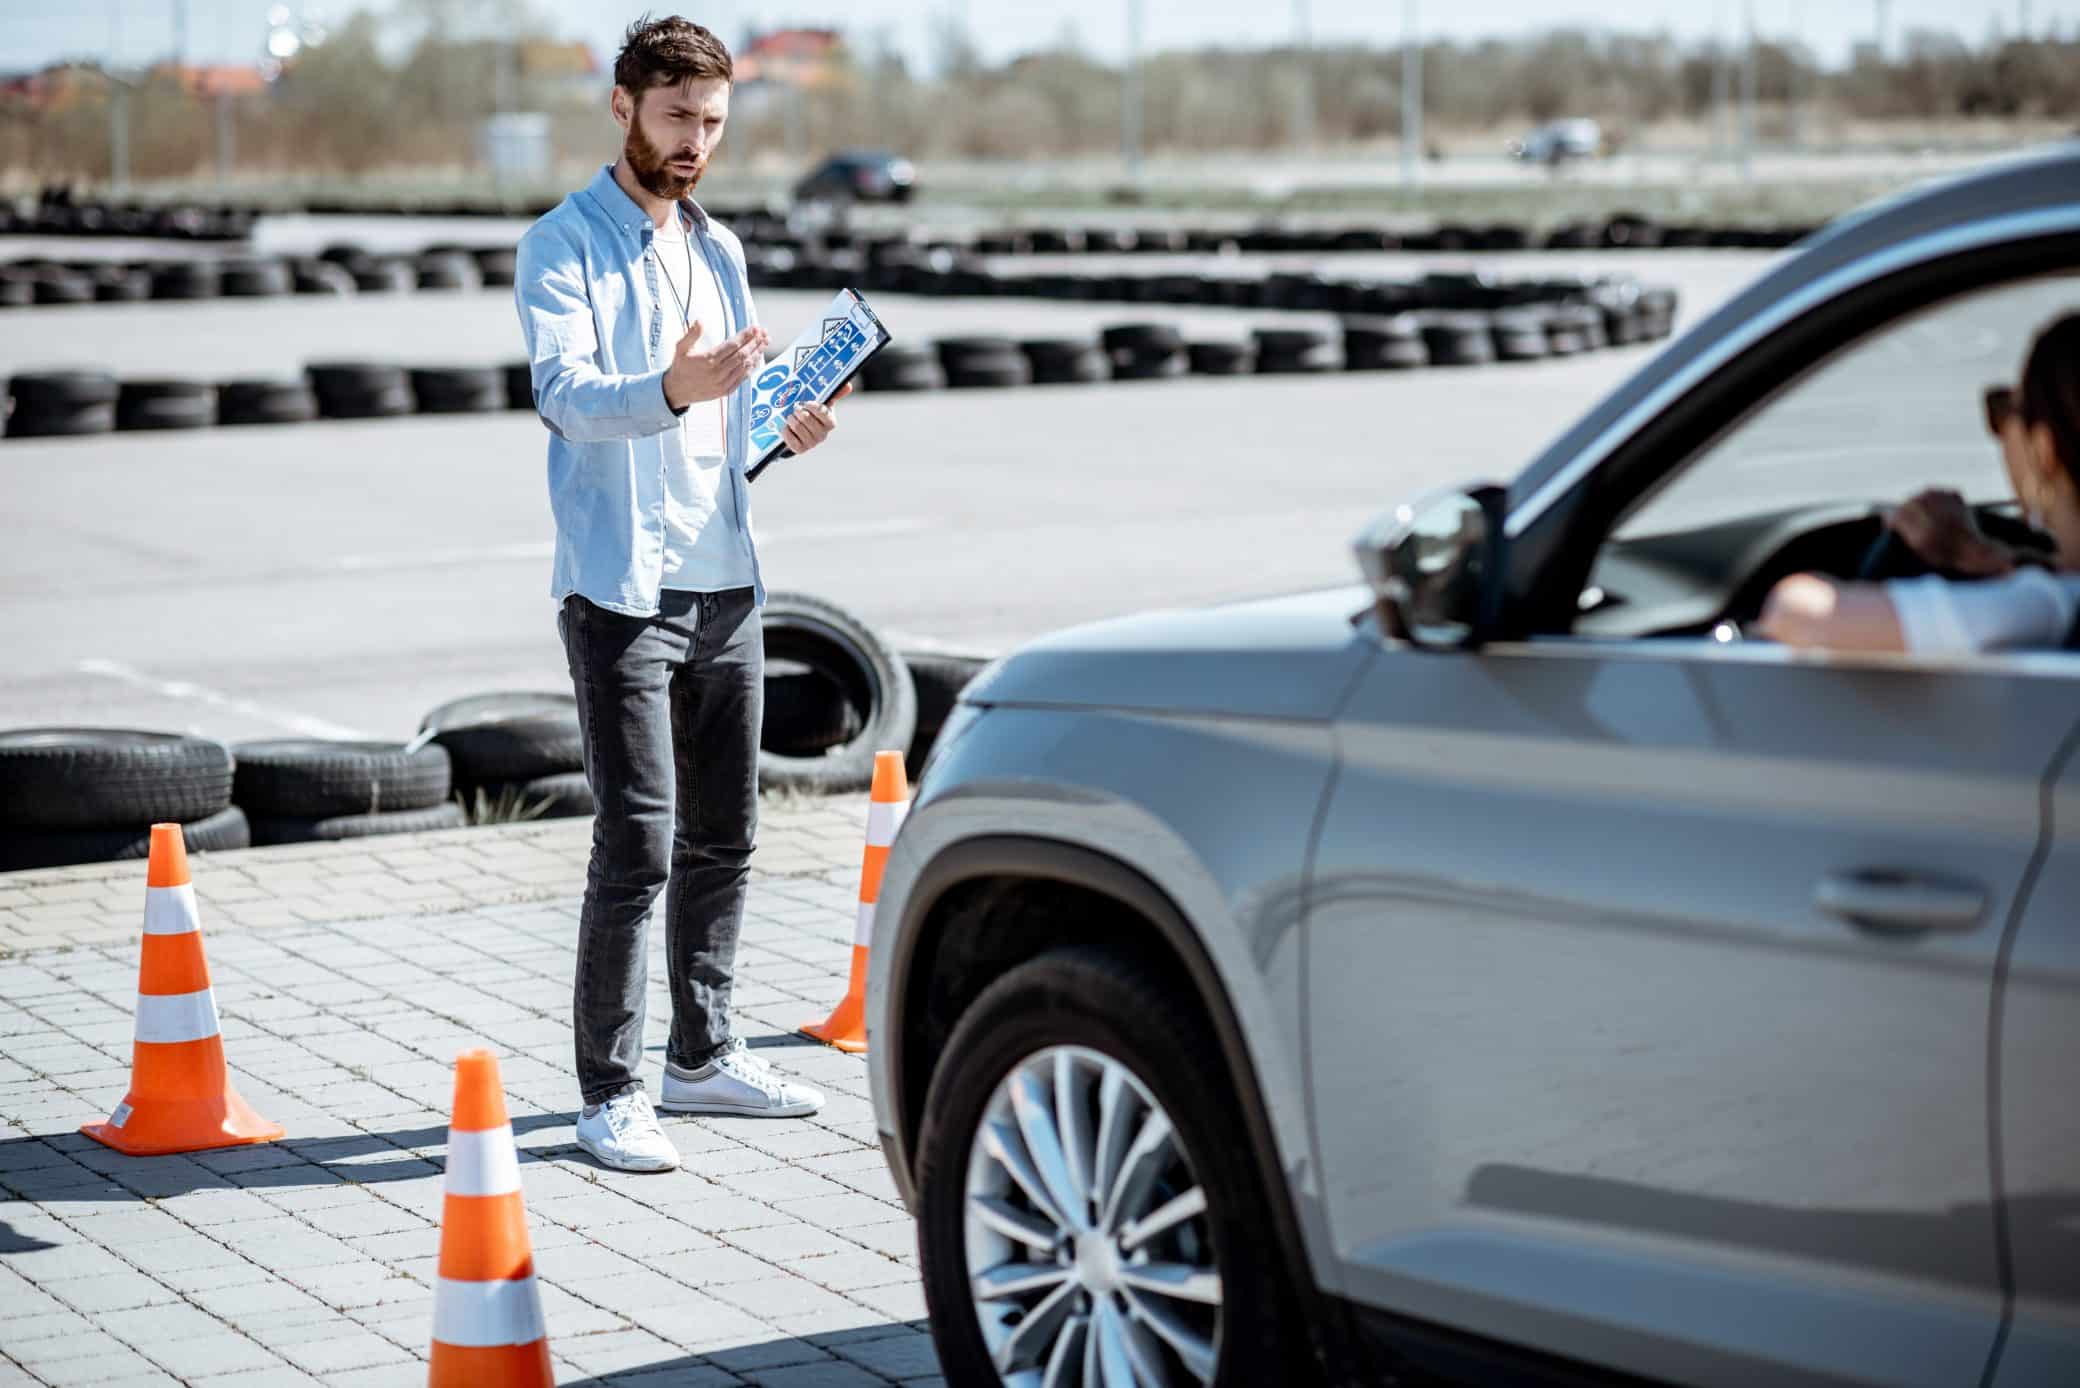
[1758,311,2080,654]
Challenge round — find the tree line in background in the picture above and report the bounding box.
[2,14,2076,185]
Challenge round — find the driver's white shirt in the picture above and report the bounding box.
[1887,570,2080,654]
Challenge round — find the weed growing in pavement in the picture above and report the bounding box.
[458,786,555,827]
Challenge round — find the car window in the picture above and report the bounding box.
[1615,273,2079,541]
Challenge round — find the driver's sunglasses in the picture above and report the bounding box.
[1984,384,2017,437]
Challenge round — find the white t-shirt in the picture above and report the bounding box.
[650,210,754,593]
[1887,569,2080,655]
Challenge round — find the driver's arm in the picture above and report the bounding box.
[1756,574,1907,653]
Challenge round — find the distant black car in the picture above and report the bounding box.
[792,151,916,205]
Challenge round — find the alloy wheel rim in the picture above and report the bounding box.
[962,1044,1221,1387]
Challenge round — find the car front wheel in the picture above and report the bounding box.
[915,945,1293,1386]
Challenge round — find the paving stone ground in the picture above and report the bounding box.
[0,794,942,1387]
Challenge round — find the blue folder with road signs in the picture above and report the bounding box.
[745,288,892,481]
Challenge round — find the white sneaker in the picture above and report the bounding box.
[575,1089,680,1173]
[659,1040,824,1118]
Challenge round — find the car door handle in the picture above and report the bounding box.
[1814,871,1987,934]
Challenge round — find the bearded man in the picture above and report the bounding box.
[515,15,843,1172]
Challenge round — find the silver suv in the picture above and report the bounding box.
[866,145,2080,1387]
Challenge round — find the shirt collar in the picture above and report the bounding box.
[588,162,710,241]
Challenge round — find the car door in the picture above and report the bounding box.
[1304,268,2080,1386]
[1989,729,2080,1386]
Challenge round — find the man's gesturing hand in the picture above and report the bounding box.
[663,320,769,410]
[781,381,852,456]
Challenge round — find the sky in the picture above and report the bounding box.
[4,0,2076,74]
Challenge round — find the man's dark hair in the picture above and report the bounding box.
[614,14,733,94]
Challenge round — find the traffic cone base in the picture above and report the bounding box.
[82,826,282,1157]
[802,752,909,1053]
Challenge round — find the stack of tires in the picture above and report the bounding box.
[5,371,117,437]
[116,380,217,431]
[935,337,1030,389]
[861,343,945,392]
[1019,337,1108,385]
[234,740,463,845]
[307,363,414,419]
[1342,315,1429,370]
[219,379,319,426]
[0,730,247,871]
[1101,324,1188,381]
[1251,328,1340,374]
[419,693,592,821]
[759,593,917,794]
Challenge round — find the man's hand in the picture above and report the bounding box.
[664,319,769,410]
[1888,488,2015,576]
[780,381,852,456]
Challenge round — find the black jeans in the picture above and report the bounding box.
[558,587,762,1106]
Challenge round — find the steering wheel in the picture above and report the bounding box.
[1854,526,1932,581]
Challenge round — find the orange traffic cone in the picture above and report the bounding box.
[81,824,283,1157]
[801,750,909,1054]
[428,1049,552,1388]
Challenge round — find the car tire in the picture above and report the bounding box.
[1251,327,1340,373]
[248,800,468,846]
[1186,340,1255,376]
[219,260,290,297]
[420,691,583,787]
[758,592,916,794]
[915,945,1297,1387]
[502,361,535,410]
[308,362,414,418]
[0,805,251,872]
[232,739,453,818]
[0,729,233,830]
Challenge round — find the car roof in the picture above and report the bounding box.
[1505,140,2080,529]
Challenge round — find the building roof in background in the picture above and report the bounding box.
[737,28,846,89]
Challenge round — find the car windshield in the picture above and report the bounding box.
[1615,272,2077,540]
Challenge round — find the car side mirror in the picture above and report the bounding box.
[1352,484,1506,649]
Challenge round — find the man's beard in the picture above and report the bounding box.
[623,119,705,200]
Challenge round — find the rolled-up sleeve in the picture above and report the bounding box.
[515,228,682,443]
[1887,571,2080,655]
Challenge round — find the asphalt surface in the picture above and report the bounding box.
[0,250,1774,745]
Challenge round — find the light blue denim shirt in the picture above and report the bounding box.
[514,164,764,617]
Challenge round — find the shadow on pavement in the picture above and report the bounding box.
[0,1110,582,1202]
[558,1320,941,1386]
[0,1219,56,1253]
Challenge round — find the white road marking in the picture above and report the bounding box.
[76,659,374,740]
[328,519,928,573]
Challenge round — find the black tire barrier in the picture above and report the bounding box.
[936,337,1032,389]
[473,248,518,287]
[860,342,946,392]
[1342,314,1430,370]
[415,251,480,291]
[219,259,290,297]
[219,378,319,426]
[0,273,33,308]
[758,591,917,795]
[0,805,251,873]
[1251,327,1340,374]
[764,665,862,756]
[1188,340,1256,376]
[351,259,415,293]
[1489,308,1553,362]
[116,379,217,431]
[6,370,119,437]
[33,271,93,305]
[307,361,415,419]
[1019,338,1109,385]
[148,261,221,301]
[292,259,355,295]
[0,728,233,830]
[503,361,535,411]
[231,738,453,819]
[248,800,469,846]
[419,691,582,788]
[92,265,151,302]
[1421,311,1499,367]
[409,365,504,414]
[1102,322,1189,380]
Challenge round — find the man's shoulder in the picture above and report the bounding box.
[519,193,599,260]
